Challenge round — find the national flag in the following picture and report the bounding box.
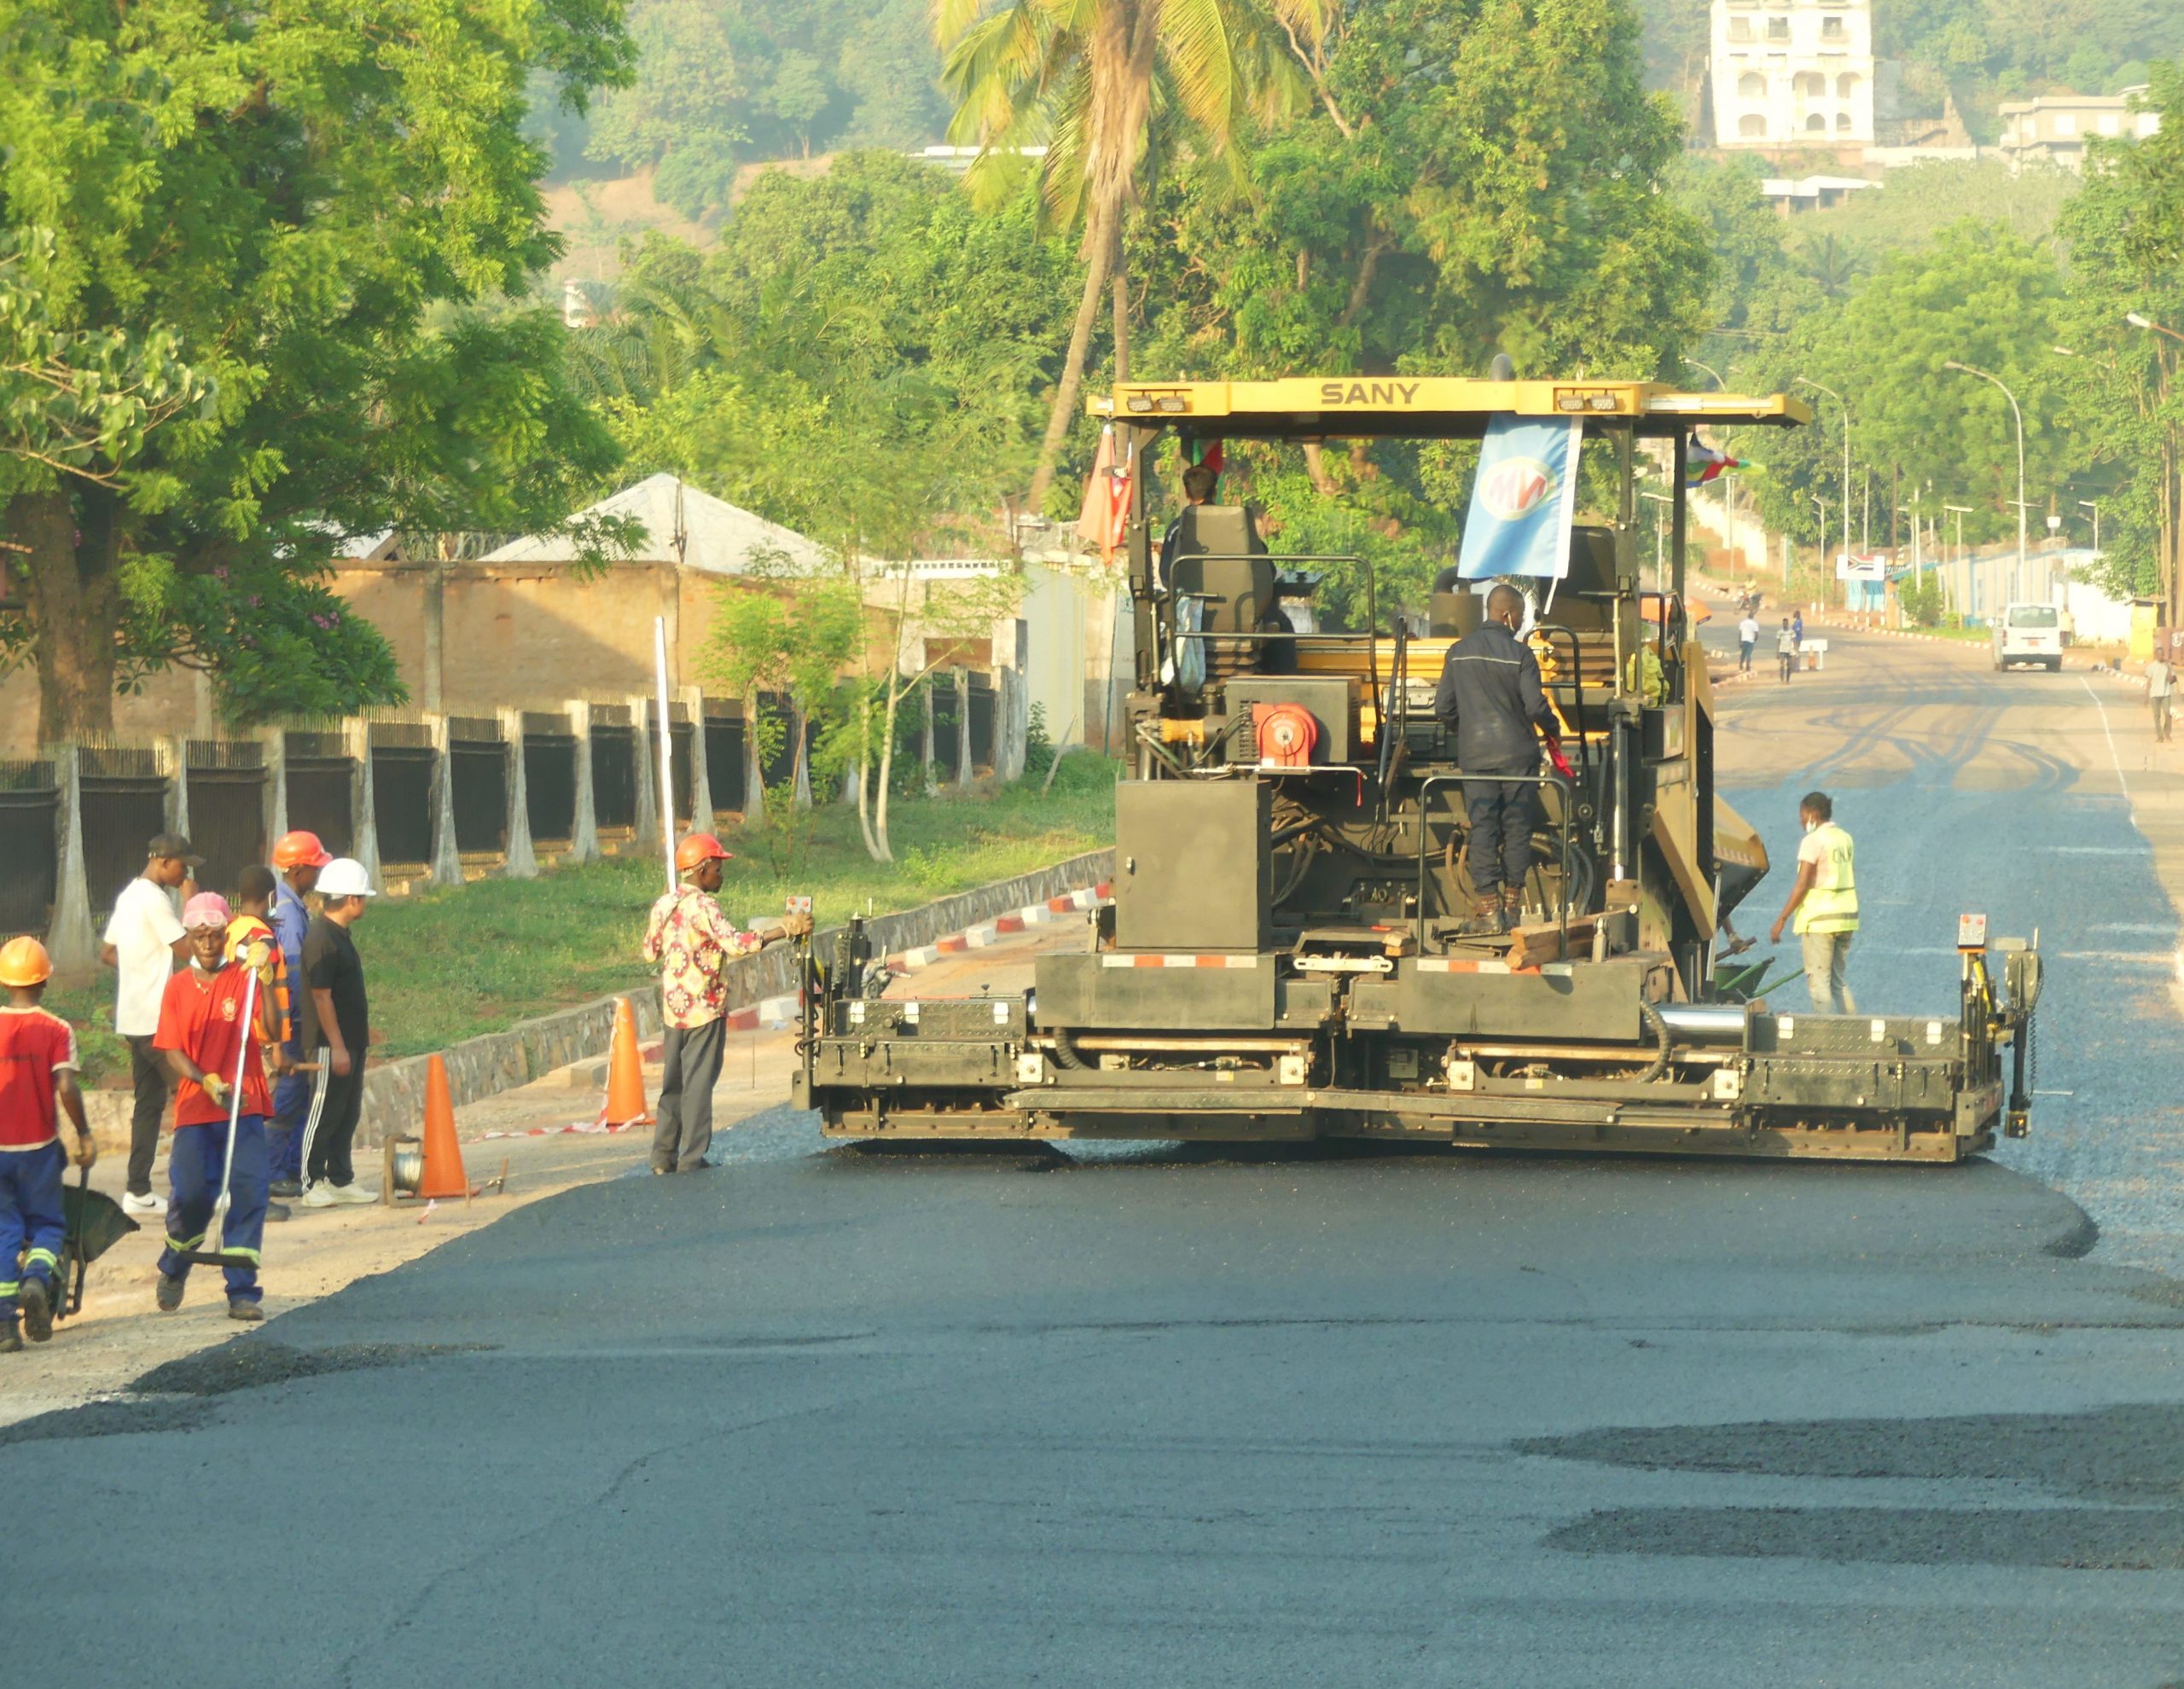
[1686,438,1741,489]
[1456,416,1583,581]
[1077,423,1134,562]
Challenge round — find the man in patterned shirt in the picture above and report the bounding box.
[641,833,812,1175]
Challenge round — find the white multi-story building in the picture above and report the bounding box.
[1711,0,1876,149]
[1996,90,2162,172]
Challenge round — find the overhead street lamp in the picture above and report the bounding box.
[1795,378,1853,570]
[1943,360,2028,607]
[2126,311,2184,345]
[1683,357,1727,390]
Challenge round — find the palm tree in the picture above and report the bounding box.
[933,0,1333,509]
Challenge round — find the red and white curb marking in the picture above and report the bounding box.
[887,882,1113,973]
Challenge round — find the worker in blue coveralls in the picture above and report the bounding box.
[264,831,328,1200]
[153,895,282,1322]
[0,937,96,1349]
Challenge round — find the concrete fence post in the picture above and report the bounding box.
[258,725,288,848]
[44,743,96,984]
[630,690,660,845]
[682,686,713,831]
[498,707,538,879]
[995,615,1029,782]
[426,712,463,889]
[955,669,972,791]
[566,699,601,866]
[343,719,382,885]
[742,690,766,827]
[159,734,189,841]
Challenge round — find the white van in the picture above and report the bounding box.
[1992,601,2063,672]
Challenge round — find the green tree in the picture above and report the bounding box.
[0,0,634,742]
[588,0,747,217]
[2054,65,2184,615]
[934,0,1335,508]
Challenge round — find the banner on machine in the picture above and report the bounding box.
[1455,415,1583,582]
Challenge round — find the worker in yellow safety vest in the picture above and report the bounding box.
[1769,791,1858,1013]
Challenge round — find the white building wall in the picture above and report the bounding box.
[1711,0,1875,148]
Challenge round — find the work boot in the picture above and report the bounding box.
[0,1326,20,1354]
[18,1276,52,1343]
[270,1178,303,1199]
[227,1298,264,1324]
[155,1272,185,1313]
[1501,889,1525,930]
[1457,897,1507,937]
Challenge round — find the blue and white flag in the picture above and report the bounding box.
[1455,416,1584,581]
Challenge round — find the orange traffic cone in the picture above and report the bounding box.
[599,995,652,1129]
[415,1053,472,1199]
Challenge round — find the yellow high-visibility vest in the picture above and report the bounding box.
[1795,822,1859,935]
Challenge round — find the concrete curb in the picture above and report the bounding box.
[350,849,1116,1147]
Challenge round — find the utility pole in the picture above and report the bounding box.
[2079,498,2100,557]
[1944,360,2028,608]
[1944,503,1973,621]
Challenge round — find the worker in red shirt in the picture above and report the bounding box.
[153,894,282,1321]
[0,937,94,1349]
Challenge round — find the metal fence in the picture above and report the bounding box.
[0,759,57,936]
[285,730,354,857]
[369,723,435,867]
[590,705,637,831]
[522,713,576,845]
[79,746,167,917]
[449,716,508,856]
[186,740,266,897]
[704,705,744,815]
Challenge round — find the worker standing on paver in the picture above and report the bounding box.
[153,896,281,1321]
[642,834,813,1175]
[299,858,378,1206]
[100,833,198,1216]
[2147,650,2175,745]
[266,831,330,1199]
[0,937,95,1350]
[1434,582,1560,936]
[1769,791,1859,1014]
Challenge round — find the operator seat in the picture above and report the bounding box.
[1166,504,1282,682]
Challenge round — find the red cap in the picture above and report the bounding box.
[272,830,333,870]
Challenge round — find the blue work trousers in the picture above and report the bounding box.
[268,1050,310,1184]
[1,1141,67,1327]
[158,1116,268,1303]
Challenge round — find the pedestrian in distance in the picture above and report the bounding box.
[298,857,379,1206]
[1432,581,1565,936]
[642,833,815,1175]
[0,937,96,1350]
[1738,609,1759,674]
[265,830,330,1199]
[228,866,294,1223]
[1792,608,1805,653]
[153,895,282,1321]
[2147,651,2175,744]
[98,832,199,1216]
[1769,791,1859,1015]
[1776,619,1797,682]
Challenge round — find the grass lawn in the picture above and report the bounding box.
[44,758,1118,1067]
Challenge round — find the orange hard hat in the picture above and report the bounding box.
[272,829,333,870]
[0,935,54,989]
[674,833,733,873]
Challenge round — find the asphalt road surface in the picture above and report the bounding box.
[12,628,2184,1687]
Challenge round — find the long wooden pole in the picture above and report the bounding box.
[653,617,676,896]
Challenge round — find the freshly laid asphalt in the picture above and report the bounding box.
[11,626,2184,1686]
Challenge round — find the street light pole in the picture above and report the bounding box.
[2124,315,2183,621]
[1796,379,1852,581]
[1944,503,1973,619]
[1943,360,2027,607]
[2079,498,2100,556]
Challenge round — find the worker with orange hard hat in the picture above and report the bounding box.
[0,937,96,1349]
[640,833,813,1174]
[264,830,331,1197]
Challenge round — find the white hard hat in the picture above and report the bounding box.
[317,857,377,899]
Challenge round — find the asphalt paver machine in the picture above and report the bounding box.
[798,378,2042,1162]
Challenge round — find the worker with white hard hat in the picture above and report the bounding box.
[297,857,379,1206]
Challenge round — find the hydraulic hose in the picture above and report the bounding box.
[1634,1000,1672,1083]
[1050,1026,1094,1071]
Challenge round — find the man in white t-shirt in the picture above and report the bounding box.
[1737,612,1759,673]
[99,832,199,1213]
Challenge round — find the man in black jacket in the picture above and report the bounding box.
[1433,583,1558,934]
